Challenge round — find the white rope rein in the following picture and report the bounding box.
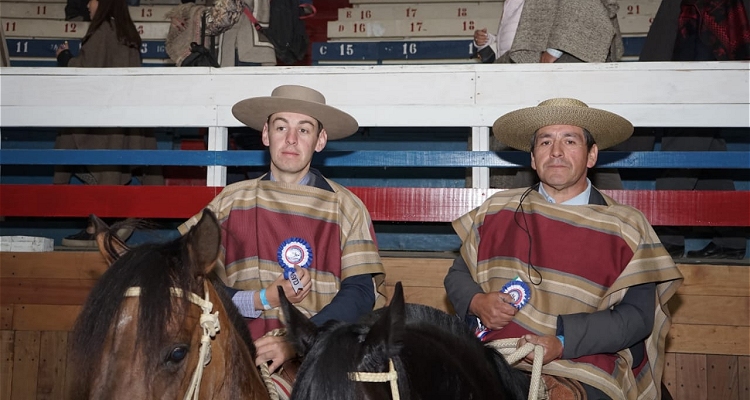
[346,339,545,400]
[124,282,220,400]
[348,359,400,400]
[485,338,545,400]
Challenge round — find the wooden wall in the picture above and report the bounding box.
[1,251,748,399]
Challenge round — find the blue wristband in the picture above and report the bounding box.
[556,334,565,349]
[259,288,272,310]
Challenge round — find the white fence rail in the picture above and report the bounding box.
[1,62,748,185]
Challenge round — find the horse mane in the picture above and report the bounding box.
[209,272,256,353]
[291,319,374,400]
[69,221,258,398]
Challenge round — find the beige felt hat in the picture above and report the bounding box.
[231,85,359,140]
[492,98,633,152]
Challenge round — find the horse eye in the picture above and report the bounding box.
[166,345,188,364]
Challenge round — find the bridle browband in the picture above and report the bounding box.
[124,281,220,400]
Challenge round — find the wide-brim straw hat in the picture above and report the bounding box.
[492,98,633,152]
[232,85,359,140]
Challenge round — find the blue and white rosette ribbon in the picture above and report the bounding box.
[277,237,313,293]
[474,277,532,341]
[475,319,490,341]
[500,277,531,311]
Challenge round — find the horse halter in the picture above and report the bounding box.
[348,358,400,400]
[124,282,221,400]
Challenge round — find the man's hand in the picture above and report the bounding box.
[469,292,517,330]
[265,266,312,307]
[254,335,296,373]
[540,50,559,63]
[56,41,69,56]
[474,28,489,46]
[517,334,563,364]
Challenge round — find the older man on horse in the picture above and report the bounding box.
[444,99,683,400]
[180,85,386,397]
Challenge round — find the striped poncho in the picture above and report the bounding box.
[180,175,386,339]
[453,188,683,399]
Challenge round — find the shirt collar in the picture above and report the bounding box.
[538,178,592,205]
[268,171,313,186]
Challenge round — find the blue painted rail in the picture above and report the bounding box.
[2,150,748,168]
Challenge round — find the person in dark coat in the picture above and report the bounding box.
[638,0,749,259]
[55,0,163,247]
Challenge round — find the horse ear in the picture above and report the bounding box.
[185,209,221,275]
[279,286,318,357]
[92,214,128,266]
[363,281,406,361]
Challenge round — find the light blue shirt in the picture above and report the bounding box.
[538,179,592,205]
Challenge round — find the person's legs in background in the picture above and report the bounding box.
[656,128,746,260]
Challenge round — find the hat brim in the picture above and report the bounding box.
[492,106,633,152]
[232,97,359,140]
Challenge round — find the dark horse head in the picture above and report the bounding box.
[280,282,530,400]
[68,210,271,400]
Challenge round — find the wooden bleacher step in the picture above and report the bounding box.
[0,0,204,5]
[337,2,504,20]
[324,0,657,64]
[349,0,503,3]
[619,0,660,34]
[328,17,499,39]
[313,39,476,64]
[2,18,169,39]
[7,37,167,58]
[0,2,174,22]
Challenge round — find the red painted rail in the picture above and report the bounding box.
[1,185,748,226]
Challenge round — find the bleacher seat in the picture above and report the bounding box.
[316,0,656,64]
[1,0,177,66]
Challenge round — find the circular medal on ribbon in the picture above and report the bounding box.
[277,238,313,293]
[500,279,531,310]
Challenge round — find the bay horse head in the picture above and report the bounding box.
[280,282,530,400]
[68,210,271,400]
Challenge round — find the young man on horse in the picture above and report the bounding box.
[179,85,386,395]
[444,99,683,400]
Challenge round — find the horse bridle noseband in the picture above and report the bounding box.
[348,358,401,400]
[124,282,220,400]
[348,341,545,400]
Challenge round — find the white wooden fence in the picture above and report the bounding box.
[1,62,748,186]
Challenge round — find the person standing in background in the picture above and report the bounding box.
[473,0,626,191]
[55,0,163,247]
[637,0,749,259]
[474,0,623,64]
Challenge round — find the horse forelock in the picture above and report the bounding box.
[70,237,199,394]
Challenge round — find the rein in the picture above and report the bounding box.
[486,338,544,400]
[124,281,220,400]
[346,340,546,400]
[348,359,400,400]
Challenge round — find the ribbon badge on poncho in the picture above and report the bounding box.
[500,277,531,310]
[475,277,532,341]
[277,238,313,293]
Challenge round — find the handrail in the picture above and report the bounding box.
[1,150,749,169]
